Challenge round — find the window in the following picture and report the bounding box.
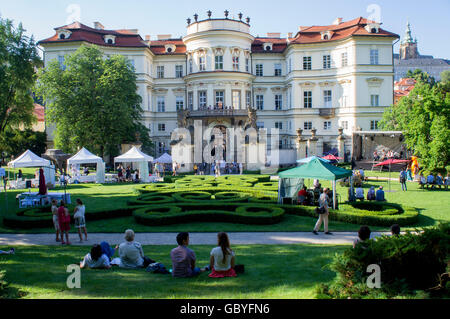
[189,59,193,73]
[176,96,184,110]
[175,65,183,78]
[341,52,348,67]
[304,91,312,108]
[198,91,207,109]
[232,56,239,71]
[323,55,331,69]
[303,56,311,70]
[199,56,206,71]
[215,55,223,70]
[188,92,193,110]
[288,58,292,73]
[256,121,264,129]
[256,95,264,110]
[370,49,379,65]
[215,91,224,107]
[275,122,283,130]
[324,90,332,107]
[370,120,379,130]
[323,121,331,130]
[245,58,249,72]
[158,142,165,154]
[274,63,282,76]
[371,94,379,106]
[256,64,263,76]
[58,56,66,70]
[340,121,349,130]
[275,94,283,110]
[246,91,251,108]
[304,121,312,130]
[157,97,165,112]
[158,123,166,131]
[232,91,241,109]
[157,66,164,78]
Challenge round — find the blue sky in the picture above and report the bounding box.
[1,0,449,59]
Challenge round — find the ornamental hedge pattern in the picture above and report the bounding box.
[3,174,419,228]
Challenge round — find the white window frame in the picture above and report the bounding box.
[157,65,164,78]
[274,63,282,76]
[275,94,283,110]
[175,65,183,78]
[341,52,348,67]
[323,55,331,69]
[304,121,312,130]
[323,121,331,130]
[215,55,223,70]
[256,95,264,110]
[304,91,312,108]
[324,90,332,107]
[176,96,184,110]
[215,91,225,107]
[370,120,379,130]
[157,96,165,112]
[188,92,193,110]
[370,94,380,106]
[199,56,206,71]
[232,56,239,71]
[256,64,263,76]
[303,56,312,70]
[198,91,207,109]
[370,49,379,65]
[158,123,166,132]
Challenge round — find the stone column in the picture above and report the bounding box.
[307,128,318,156]
[296,128,307,160]
[337,127,346,163]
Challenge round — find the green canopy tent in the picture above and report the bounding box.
[278,158,353,209]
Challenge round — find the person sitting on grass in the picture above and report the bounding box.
[209,232,237,278]
[58,201,71,245]
[390,224,400,236]
[375,186,385,202]
[445,173,450,190]
[367,186,376,201]
[170,232,206,278]
[119,229,154,269]
[80,244,111,269]
[0,248,15,255]
[355,186,364,201]
[436,173,444,189]
[353,225,371,248]
[418,173,426,188]
[100,241,118,260]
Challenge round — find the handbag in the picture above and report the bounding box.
[316,206,325,214]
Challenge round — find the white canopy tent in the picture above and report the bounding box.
[7,149,55,186]
[114,146,153,183]
[67,147,105,183]
[154,152,172,164]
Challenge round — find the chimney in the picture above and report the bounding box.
[93,22,104,30]
[157,34,172,40]
[288,32,293,38]
[333,17,343,25]
[267,32,281,38]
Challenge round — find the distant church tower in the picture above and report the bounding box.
[399,21,419,60]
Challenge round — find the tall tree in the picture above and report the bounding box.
[379,73,450,171]
[0,17,42,133]
[36,45,150,159]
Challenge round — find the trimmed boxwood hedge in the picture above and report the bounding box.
[253,182,278,189]
[132,203,284,226]
[171,191,212,202]
[128,194,175,206]
[213,191,251,202]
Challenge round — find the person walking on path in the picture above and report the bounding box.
[74,199,88,242]
[399,168,407,191]
[313,188,332,235]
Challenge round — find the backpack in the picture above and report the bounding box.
[146,262,169,274]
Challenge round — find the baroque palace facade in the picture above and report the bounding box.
[38,13,399,166]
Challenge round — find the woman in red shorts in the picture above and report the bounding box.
[208,232,237,278]
[58,201,71,245]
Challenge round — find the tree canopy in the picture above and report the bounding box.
[36,45,151,159]
[0,17,42,133]
[379,71,450,171]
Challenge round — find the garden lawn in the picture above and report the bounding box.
[0,244,345,299]
[1,168,448,233]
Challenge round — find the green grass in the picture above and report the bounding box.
[0,244,346,299]
[1,167,449,233]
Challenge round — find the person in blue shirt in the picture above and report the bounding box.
[435,173,443,189]
[399,169,407,191]
[375,186,385,201]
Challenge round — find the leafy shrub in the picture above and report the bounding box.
[316,223,450,299]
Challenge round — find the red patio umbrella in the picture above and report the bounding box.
[38,168,47,195]
[322,154,343,161]
[374,159,410,192]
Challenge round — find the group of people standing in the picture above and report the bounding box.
[51,198,87,245]
[117,164,140,183]
[79,230,238,279]
[193,162,243,176]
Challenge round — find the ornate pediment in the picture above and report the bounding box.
[366,77,384,86]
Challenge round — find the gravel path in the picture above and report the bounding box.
[0,231,391,246]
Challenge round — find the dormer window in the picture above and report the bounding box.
[165,44,176,53]
[263,43,273,51]
[57,29,72,40]
[103,35,116,45]
[320,31,333,40]
[365,23,380,34]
